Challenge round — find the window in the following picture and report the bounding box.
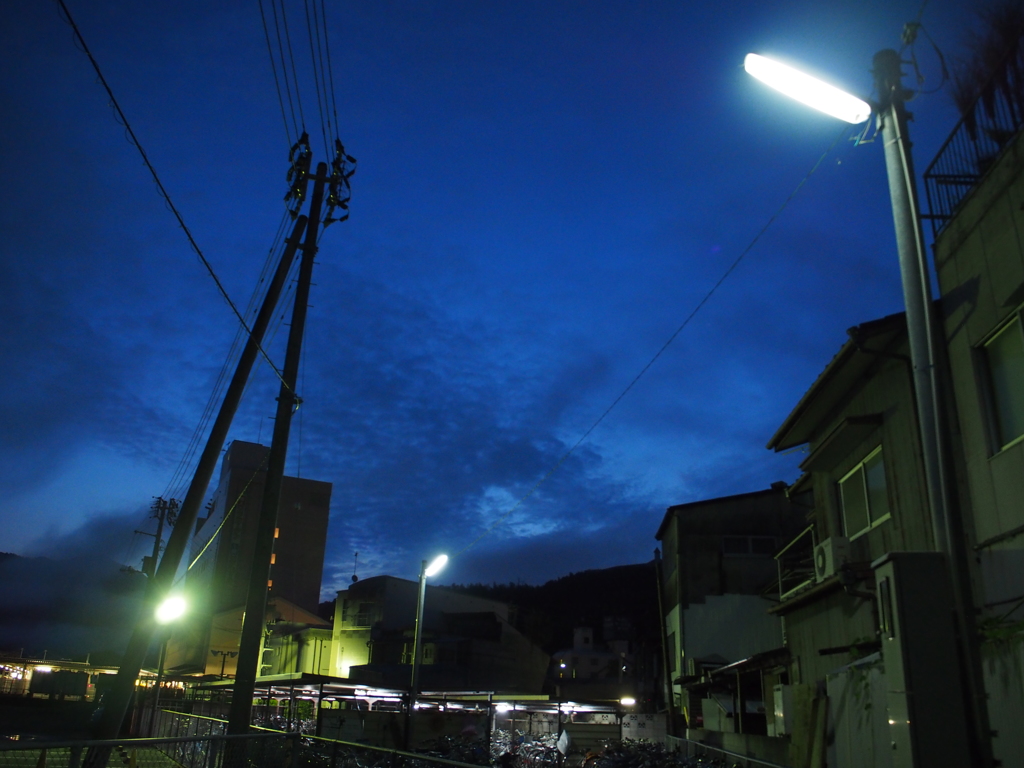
[983,317,1024,450]
[721,535,776,556]
[839,446,890,538]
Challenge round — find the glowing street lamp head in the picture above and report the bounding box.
[744,53,872,124]
[155,595,187,624]
[424,554,448,578]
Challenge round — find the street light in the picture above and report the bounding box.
[405,553,448,749]
[744,47,990,766]
[743,53,872,124]
[149,595,187,736]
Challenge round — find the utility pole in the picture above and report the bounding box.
[873,49,993,768]
[137,497,178,578]
[85,212,310,764]
[226,162,329,737]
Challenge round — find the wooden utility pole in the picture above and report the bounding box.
[226,162,329,737]
[85,214,309,764]
[138,497,178,577]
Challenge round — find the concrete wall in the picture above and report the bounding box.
[683,594,781,667]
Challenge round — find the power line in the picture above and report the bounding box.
[258,0,295,144]
[303,0,331,158]
[277,0,306,132]
[456,123,853,558]
[318,0,342,136]
[54,0,290,394]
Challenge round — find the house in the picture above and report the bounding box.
[925,39,1024,766]
[332,575,549,693]
[654,485,805,760]
[765,312,973,767]
[551,626,636,704]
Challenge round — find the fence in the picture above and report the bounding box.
[923,34,1024,236]
[0,712,489,768]
[665,735,790,768]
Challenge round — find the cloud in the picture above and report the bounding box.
[0,540,147,659]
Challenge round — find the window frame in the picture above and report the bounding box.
[721,535,777,557]
[979,312,1024,454]
[837,445,891,540]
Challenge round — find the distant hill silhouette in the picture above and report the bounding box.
[0,552,146,662]
[447,561,660,654]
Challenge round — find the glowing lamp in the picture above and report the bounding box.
[155,595,187,624]
[424,554,448,577]
[744,53,871,124]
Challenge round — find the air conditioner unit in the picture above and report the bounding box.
[814,537,850,582]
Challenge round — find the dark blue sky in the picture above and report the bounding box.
[1,0,979,595]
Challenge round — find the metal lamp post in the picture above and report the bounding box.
[405,553,448,749]
[745,48,992,767]
[148,595,186,737]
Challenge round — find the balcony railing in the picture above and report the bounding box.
[923,34,1024,236]
[774,525,816,601]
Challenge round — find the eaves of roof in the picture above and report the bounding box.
[766,312,906,453]
[654,485,786,541]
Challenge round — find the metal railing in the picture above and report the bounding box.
[0,732,290,768]
[923,34,1024,236]
[0,711,490,768]
[774,525,815,601]
[665,735,791,768]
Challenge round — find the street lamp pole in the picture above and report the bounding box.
[405,554,447,750]
[746,47,993,768]
[871,49,950,555]
[147,595,187,738]
[409,560,429,710]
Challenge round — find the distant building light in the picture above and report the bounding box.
[34,666,53,674]
[495,703,513,713]
[559,662,566,668]
[620,697,636,707]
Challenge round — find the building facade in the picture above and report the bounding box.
[655,484,805,754]
[333,575,549,693]
[166,440,332,675]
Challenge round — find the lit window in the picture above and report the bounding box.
[983,317,1024,450]
[839,446,890,539]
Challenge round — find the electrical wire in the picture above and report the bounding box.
[163,208,294,501]
[303,0,331,159]
[183,457,269,577]
[54,0,291,395]
[455,123,854,559]
[258,0,295,145]
[318,0,342,137]
[277,0,306,132]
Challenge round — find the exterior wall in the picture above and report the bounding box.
[188,441,331,616]
[332,576,547,691]
[934,124,1024,768]
[656,487,804,720]
[936,127,1024,551]
[783,590,875,688]
[264,628,333,676]
[683,595,782,668]
[804,342,934,562]
[768,320,940,766]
